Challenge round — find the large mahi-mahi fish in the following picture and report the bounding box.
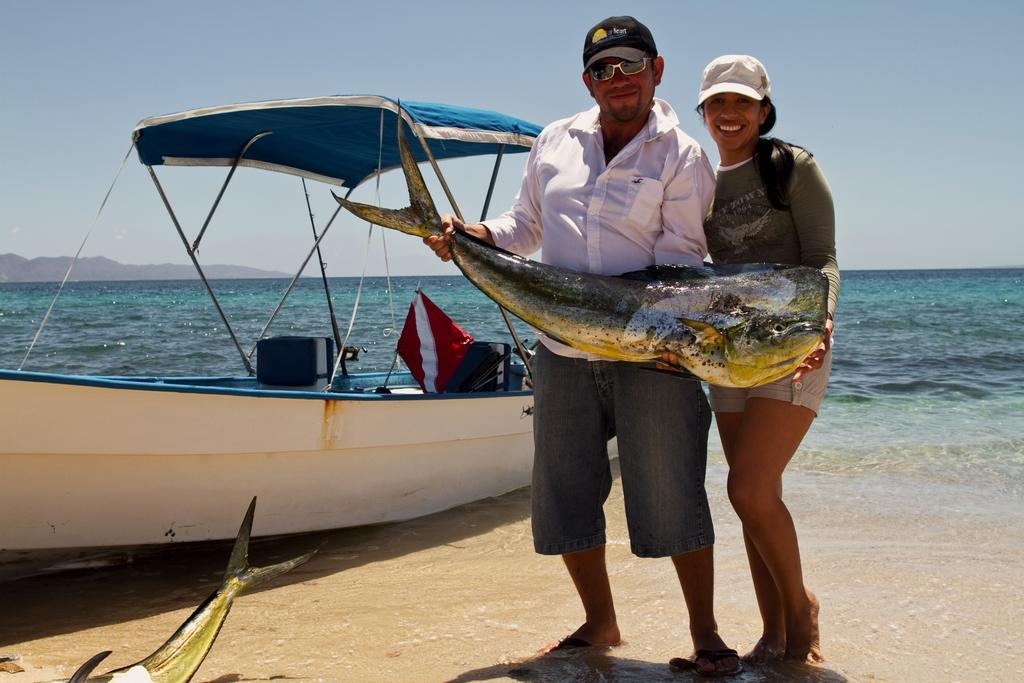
[334,117,828,388]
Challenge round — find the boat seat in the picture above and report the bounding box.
[444,342,511,393]
[256,336,334,386]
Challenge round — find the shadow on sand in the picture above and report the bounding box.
[0,485,532,648]
[446,647,849,682]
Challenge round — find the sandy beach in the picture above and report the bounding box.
[2,449,1021,683]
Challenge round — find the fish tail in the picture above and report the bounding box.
[333,107,441,239]
[97,498,317,680]
[237,550,318,591]
[225,497,319,593]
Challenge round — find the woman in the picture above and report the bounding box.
[680,54,839,665]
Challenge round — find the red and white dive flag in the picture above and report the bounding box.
[397,291,473,393]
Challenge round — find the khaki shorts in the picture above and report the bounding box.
[708,349,832,416]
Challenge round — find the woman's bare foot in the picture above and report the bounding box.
[806,591,823,662]
[784,590,823,662]
[743,633,786,663]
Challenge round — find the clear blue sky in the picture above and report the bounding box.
[2,1,1022,276]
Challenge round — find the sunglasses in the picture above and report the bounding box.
[587,58,651,81]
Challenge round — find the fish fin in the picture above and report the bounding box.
[703,262,800,276]
[237,546,320,593]
[618,263,805,283]
[69,650,112,682]
[223,496,256,582]
[225,496,319,592]
[223,499,315,589]
[394,102,442,225]
[679,318,724,346]
[331,196,437,238]
[618,264,716,282]
[333,107,441,239]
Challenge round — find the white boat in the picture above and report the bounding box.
[0,96,539,564]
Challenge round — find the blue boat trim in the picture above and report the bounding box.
[0,369,531,401]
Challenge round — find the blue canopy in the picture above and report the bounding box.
[132,95,542,189]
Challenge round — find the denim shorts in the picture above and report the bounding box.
[708,349,833,416]
[530,345,714,558]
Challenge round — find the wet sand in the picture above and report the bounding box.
[2,454,1021,682]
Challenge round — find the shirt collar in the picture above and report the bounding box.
[568,97,680,141]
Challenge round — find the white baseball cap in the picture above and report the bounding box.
[697,55,771,106]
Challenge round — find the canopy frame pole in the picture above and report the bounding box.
[412,128,533,380]
[191,131,272,252]
[246,202,345,362]
[479,144,505,223]
[147,165,254,375]
[303,177,345,367]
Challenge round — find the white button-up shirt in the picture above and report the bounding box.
[483,98,715,358]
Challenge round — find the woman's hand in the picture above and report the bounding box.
[793,314,833,382]
[423,215,494,262]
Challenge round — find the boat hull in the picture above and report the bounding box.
[0,370,534,552]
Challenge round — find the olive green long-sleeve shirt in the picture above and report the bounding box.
[704,148,840,317]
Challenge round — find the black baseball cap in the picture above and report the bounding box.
[582,16,658,69]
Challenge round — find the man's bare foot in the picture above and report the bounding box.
[743,633,786,663]
[541,621,620,654]
[784,589,823,663]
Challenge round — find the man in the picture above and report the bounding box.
[426,16,740,677]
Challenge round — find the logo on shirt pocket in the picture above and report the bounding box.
[625,176,664,233]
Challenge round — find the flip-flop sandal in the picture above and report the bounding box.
[670,648,742,678]
[550,636,592,651]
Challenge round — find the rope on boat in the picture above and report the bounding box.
[18,143,135,370]
[328,107,402,390]
[377,107,401,343]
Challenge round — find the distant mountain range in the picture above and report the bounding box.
[0,254,290,283]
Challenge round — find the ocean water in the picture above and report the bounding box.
[2,269,1022,495]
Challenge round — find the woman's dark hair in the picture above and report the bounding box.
[755,98,795,211]
[698,96,798,210]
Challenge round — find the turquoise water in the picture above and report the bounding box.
[2,269,1022,493]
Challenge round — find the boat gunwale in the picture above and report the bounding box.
[0,368,531,402]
